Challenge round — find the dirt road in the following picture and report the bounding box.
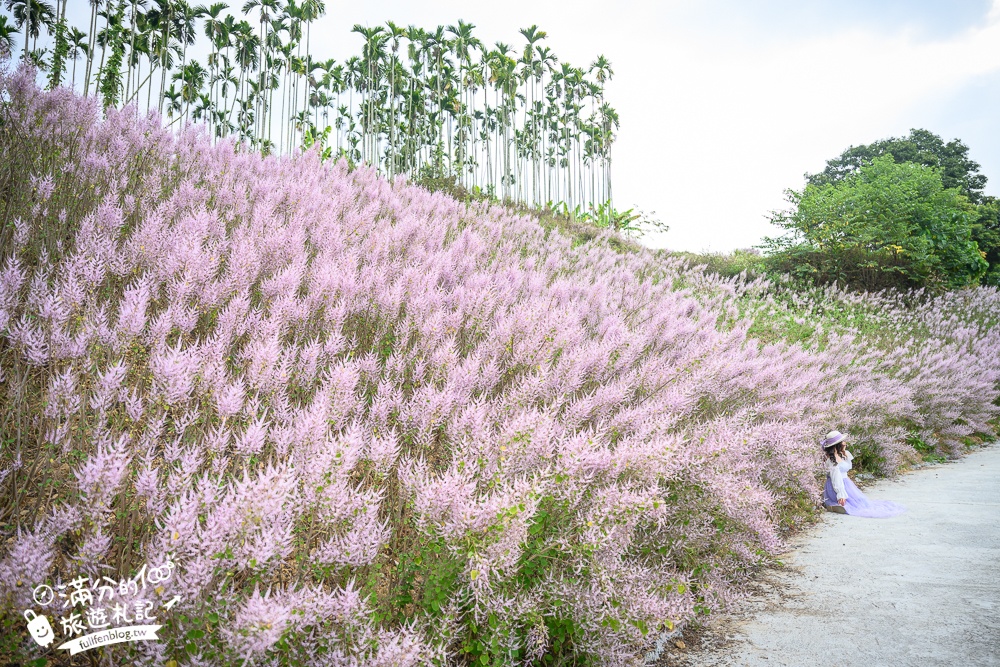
[673,444,1000,667]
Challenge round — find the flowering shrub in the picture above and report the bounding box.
[1,64,998,665]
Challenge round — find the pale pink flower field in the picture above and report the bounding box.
[1,65,998,665]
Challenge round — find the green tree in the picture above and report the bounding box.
[0,15,19,57]
[807,128,988,205]
[806,129,1000,282]
[4,0,55,62]
[66,26,86,87]
[96,0,126,106]
[45,0,66,88]
[765,156,988,291]
[0,4,621,218]
[972,197,1000,286]
[173,59,206,119]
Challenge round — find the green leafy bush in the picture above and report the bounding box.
[671,249,767,280]
[763,156,988,291]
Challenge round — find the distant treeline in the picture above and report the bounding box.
[753,129,999,292]
[0,1,618,211]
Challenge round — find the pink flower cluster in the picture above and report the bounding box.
[1,63,997,665]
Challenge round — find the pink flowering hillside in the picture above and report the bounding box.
[1,67,998,666]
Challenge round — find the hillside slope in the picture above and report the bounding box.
[1,65,998,666]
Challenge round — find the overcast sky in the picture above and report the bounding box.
[53,1,1000,252]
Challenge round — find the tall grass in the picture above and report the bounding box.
[1,63,998,665]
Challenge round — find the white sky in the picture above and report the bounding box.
[50,1,1000,251]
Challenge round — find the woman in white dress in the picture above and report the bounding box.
[822,430,906,518]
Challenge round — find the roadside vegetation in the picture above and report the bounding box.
[762,129,998,291]
[1,64,998,666]
[679,129,1000,294]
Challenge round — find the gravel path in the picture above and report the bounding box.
[673,444,1000,667]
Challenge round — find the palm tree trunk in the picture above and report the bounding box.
[83,2,97,95]
[182,38,189,125]
[123,61,151,104]
[267,65,275,148]
[304,31,312,147]
[125,0,137,103]
[279,65,288,153]
[147,63,155,110]
[389,56,395,177]
[158,20,170,116]
[94,1,110,95]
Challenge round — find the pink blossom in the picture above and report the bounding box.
[1,65,997,665]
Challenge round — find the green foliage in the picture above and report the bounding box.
[547,200,667,239]
[905,433,949,464]
[359,494,602,666]
[415,173,480,202]
[800,127,1000,285]
[387,534,463,619]
[807,128,988,205]
[46,9,68,90]
[672,249,767,280]
[416,174,648,252]
[763,156,988,291]
[97,4,126,107]
[849,439,890,472]
[301,125,334,162]
[972,198,1000,286]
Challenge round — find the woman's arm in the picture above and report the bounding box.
[829,463,847,502]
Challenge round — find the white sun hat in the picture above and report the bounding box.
[821,430,847,448]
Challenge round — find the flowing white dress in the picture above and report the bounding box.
[823,451,906,518]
